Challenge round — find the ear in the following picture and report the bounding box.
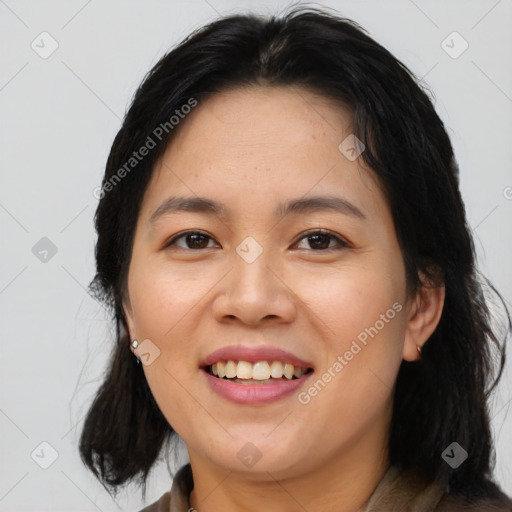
[402,271,445,362]
[122,294,137,342]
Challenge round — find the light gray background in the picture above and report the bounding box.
[1,1,511,510]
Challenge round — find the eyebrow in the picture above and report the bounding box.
[149,194,367,226]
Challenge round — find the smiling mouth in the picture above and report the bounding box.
[204,360,314,384]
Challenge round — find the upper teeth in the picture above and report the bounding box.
[210,361,308,380]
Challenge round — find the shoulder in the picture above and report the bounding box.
[138,462,193,512]
[137,491,171,512]
[436,496,512,511]
[436,482,512,511]
[367,464,512,512]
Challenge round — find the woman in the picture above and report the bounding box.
[79,6,512,511]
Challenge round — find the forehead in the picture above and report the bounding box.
[140,85,388,225]
[174,85,354,152]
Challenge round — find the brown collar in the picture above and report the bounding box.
[140,462,511,512]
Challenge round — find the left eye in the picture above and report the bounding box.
[294,230,348,251]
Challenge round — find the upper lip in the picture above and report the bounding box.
[200,345,314,370]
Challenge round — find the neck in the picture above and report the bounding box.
[187,415,390,512]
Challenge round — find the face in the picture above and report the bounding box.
[123,85,440,480]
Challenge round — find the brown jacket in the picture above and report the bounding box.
[139,462,512,511]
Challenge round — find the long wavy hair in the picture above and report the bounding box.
[78,5,511,502]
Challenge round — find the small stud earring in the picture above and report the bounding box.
[131,339,141,364]
[417,345,422,357]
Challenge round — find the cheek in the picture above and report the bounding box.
[128,265,208,434]
[127,262,214,390]
[302,264,404,346]
[129,261,207,337]
[298,264,406,405]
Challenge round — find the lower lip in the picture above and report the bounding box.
[202,369,314,405]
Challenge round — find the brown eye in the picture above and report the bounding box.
[165,231,218,250]
[295,230,348,251]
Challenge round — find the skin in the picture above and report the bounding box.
[123,85,445,512]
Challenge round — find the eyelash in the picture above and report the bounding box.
[164,229,350,252]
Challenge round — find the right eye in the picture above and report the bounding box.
[164,230,220,250]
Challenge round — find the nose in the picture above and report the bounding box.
[212,250,297,326]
